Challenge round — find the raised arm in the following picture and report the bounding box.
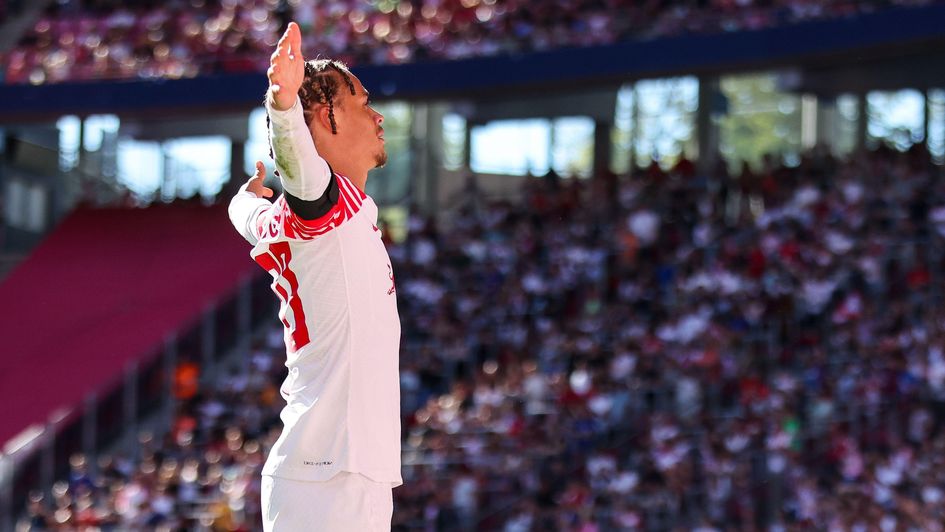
[266,22,333,202]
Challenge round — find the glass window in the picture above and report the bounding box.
[634,76,698,169]
[162,136,231,199]
[866,89,925,151]
[116,140,163,200]
[834,94,860,158]
[83,115,120,152]
[551,117,594,178]
[719,72,802,170]
[57,115,80,171]
[442,113,466,171]
[245,107,272,177]
[611,85,634,175]
[928,89,945,165]
[471,119,550,176]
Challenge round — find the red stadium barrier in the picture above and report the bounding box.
[0,203,256,449]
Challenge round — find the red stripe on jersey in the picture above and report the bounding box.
[254,206,274,241]
[278,174,364,241]
[337,174,365,207]
[255,242,311,351]
[345,174,368,201]
[337,187,355,218]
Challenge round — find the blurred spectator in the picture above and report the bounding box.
[4,0,944,84]
[173,357,200,401]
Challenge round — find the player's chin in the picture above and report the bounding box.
[374,150,388,169]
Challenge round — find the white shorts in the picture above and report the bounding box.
[260,472,393,532]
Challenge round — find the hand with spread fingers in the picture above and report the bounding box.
[267,22,305,111]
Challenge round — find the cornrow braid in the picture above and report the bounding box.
[299,59,356,134]
[265,58,357,170]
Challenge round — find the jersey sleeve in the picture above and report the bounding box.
[266,95,333,201]
[228,183,272,245]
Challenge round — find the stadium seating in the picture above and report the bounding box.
[4,0,944,84]
[0,203,256,452]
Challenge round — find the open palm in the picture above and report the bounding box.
[268,22,305,111]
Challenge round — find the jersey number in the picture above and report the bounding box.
[255,242,311,351]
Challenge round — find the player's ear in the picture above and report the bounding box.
[314,105,335,134]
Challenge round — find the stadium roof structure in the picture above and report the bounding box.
[2,3,945,121]
[0,203,258,450]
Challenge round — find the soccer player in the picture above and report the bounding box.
[227,22,401,531]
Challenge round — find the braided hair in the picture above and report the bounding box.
[265,58,357,170]
[298,59,356,134]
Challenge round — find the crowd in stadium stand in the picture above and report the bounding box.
[3,0,944,84]
[18,144,945,530]
[390,145,945,530]
[17,349,276,530]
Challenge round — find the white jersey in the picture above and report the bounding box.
[228,97,402,486]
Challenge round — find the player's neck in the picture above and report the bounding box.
[318,139,368,191]
[347,174,368,192]
[336,169,367,192]
[323,158,368,192]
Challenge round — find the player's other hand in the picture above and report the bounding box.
[246,161,274,199]
[267,21,305,111]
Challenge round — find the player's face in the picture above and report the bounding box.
[336,74,387,169]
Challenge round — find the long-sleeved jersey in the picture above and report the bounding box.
[228,96,401,486]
